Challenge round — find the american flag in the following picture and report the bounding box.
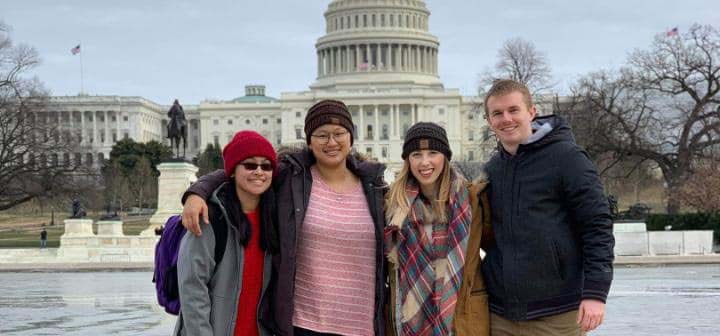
[666,27,679,37]
[71,44,81,55]
[358,62,369,71]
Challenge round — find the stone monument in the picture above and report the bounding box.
[142,161,198,235]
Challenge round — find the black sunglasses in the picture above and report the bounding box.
[240,162,273,172]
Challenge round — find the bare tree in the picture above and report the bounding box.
[569,24,720,214]
[677,160,720,212]
[0,22,85,210]
[479,37,554,95]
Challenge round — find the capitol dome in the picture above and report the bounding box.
[312,0,443,90]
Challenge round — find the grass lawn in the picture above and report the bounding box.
[0,213,152,248]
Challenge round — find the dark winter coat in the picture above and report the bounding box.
[184,148,388,336]
[481,115,615,321]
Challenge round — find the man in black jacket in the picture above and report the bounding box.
[481,80,614,335]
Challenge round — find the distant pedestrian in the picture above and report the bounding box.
[40,228,48,249]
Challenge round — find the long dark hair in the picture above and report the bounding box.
[218,182,279,253]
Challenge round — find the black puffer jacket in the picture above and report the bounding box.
[184,149,388,336]
[481,115,614,321]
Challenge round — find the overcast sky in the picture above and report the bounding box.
[2,0,718,104]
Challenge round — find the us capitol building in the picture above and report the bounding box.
[42,0,552,177]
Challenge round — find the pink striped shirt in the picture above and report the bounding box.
[292,167,376,336]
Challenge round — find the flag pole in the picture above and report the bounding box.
[79,41,84,94]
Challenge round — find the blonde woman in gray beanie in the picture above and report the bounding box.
[180,100,388,336]
[384,122,491,336]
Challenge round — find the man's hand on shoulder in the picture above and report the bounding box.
[181,194,209,236]
[577,299,605,332]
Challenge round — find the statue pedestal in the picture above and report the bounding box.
[62,219,95,237]
[97,220,124,236]
[142,161,198,235]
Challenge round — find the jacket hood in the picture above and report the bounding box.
[498,114,575,157]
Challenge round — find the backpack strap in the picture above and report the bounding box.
[210,214,228,267]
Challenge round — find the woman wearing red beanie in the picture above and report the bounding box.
[180,100,388,336]
[174,130,279,336]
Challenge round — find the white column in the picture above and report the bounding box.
[359,105,365,140]
[81,111,86,144]
[403,45,408,71]
[346,46,351,73]
[374,105,379,140]
[104,111,110,147]
[355,45,361,71]
[92,112,98,148]
[375,44,380,70]
[331,48,336,74]
[390,104,396,137]
[387,44,392,71]
[318,51,322,76]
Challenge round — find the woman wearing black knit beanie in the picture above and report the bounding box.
[180,99,388,336]
[384,121,491,336]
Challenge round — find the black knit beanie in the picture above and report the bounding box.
[304,100,355,145]
[402,122,452,160]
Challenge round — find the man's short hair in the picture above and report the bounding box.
[483,79,533,117]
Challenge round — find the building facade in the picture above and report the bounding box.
[41,0,503,176]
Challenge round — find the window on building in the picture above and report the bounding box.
[112,132,117,142]
[468,130,474,141]
[263,119,268,124]
[381,110,388,116]
[366,125,374,140]
[468,151,475,161]
[98,152,105,163]
[51,154,58,167]
[213,119,219,125]
[296,111,301,118]
[123,132,129,139]
[468,112,474,120]
[228,119,233,125]
[98,115,104,122]
[367,110,373,117]
[276,136,282,145]
[85,153,93,167]
[295,128,302,140]
[192,122,198,130]
[213,135,219,145]
[363,15,367,27]
[100,131,105,143]
[381,146,388,158]
[123,116,128,122]
[381,124,389,140]
[381,14,385,27]
[277,118,281,124]
[366,147,373,156]
[402,124,409,138]
[372,14,376,27]
[111,116,117,122]
[245,119,251,125]
[88,116,93,122]
[193,137,199,149]
[483,127,491,141]
[352,110,359,117]
[439,108,445,115]
[63,153,70,167]
[74,153,81,167]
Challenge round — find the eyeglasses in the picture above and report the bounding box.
[311,131,349,145]
[240,162,273,172]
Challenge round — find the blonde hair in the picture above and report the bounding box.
[386,157,461,226]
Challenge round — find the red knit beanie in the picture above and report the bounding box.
[222,130,277,177]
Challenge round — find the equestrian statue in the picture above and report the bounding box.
[166,99,187,158]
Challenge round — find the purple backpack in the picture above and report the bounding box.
[153,214,227,315]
